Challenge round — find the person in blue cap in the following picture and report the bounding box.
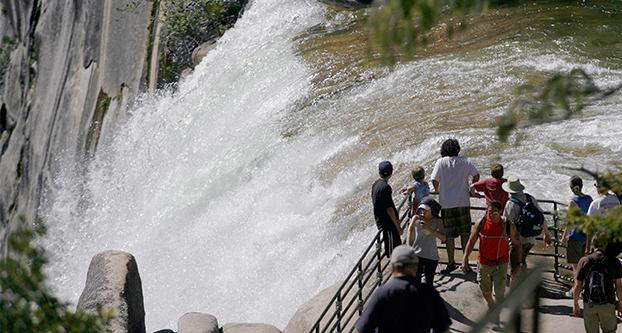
[372,161,403,257]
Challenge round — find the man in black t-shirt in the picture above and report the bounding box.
[372,161,403,257]
[354,245,452,333]
[573,237,622,333]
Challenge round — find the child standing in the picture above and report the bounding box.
[406,197,445,287]
[401,166,431,217]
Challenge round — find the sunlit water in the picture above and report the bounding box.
[42,0,622,330]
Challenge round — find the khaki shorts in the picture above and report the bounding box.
[477,262,507,298]
[583,303,617,333]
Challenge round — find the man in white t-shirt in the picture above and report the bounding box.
[430,139,479,274]
[587,182,621,217]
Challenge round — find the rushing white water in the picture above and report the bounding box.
[43,0,622,331]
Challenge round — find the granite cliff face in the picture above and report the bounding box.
[0,0,372,247]
[0,0,158,243]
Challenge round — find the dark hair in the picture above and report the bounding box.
[491,164,504,179]
[411,166,425,182]
[488,200,503,211]
[570,175,583,194]
[440,139,460,157]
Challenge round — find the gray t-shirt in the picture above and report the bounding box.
[410,217,442,260]
[503,192,543,245]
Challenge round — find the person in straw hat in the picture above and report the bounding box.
[502,176,551,283]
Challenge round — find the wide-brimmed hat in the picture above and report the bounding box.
[502,176,525,194]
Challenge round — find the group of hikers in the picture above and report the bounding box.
[357,138,622,333]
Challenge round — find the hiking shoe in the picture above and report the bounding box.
[441,263,457,274]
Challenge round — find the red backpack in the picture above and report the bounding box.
[477,215,510,266]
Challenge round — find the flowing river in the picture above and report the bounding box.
[42,0,622,330]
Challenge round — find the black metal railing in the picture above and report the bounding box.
[308,194,568,333]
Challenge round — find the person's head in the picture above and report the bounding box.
[491,164,504,179]
[418,197,441,219]
[417,204,433,220]
[569,176,583,195]
[390,245,419,276]
[502,176,525,195]
[411,166,425,182]
[440,139,460,157]
[595,180,609,195]
[487,200,503,222]
[378,161,393,179]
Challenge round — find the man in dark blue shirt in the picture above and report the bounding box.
[355,245,452,333]
[372,161,403,257]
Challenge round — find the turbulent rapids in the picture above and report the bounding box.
[42,0,622,330]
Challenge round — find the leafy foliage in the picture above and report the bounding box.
[0,216,112,333]
[159,0,245,85]
[0,36,16,86]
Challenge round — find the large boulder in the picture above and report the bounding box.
[283,283,341,333]
[222,323,281,333]
[77,250,145,333]
[177,312,219,333]
[191,39,219,67]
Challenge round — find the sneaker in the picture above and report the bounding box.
[440,263,457,274]
[565,289,574,298]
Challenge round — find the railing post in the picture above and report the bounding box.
[376,235,383,287]
[336,291,342,333]
[553,202,560,282]
[357,262,364,315]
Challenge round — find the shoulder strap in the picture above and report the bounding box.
[476,216,486,236]
[509,196,524,207]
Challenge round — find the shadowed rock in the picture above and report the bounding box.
[178,312,219,333]
[77,250,145,333]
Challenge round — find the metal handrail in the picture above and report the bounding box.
[308,193,567,333]
[470,264,544,333]
[308,195,411,333]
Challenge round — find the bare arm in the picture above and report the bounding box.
[573,280,584,317]
[461,221,480,273]
[406,217,417,246]
[432,180,439,194]
[421,218,446,242]
[543,219,552,246]
[471,173,480,184]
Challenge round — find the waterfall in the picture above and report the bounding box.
[43,0,622,330]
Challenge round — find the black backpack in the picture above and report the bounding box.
[510,193,544,237]
[582,255,611,305]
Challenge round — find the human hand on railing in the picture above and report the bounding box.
[560,235,567,246]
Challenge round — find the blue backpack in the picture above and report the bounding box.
[510,193,545,237]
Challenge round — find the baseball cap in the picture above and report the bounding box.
[390,245,419,267]
[419,197,441,218]
[378,161,393,177]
